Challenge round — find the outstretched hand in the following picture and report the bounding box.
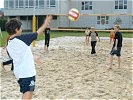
[34,56,42,65]
[45,15,53,24]
[37,15,53,35]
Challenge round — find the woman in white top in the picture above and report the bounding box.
[88,27,100,54]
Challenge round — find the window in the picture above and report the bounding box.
[47,0,56,8]
[35,0,38,8]
[82,1,92,10]
[53,16,57,20]
[29,0,34,8]
[19,0,24,8]
[39,0,44,8]
[15,0,24,8]
[9,0,14,8]
[97,16,109,25]
[115,0,127,9]
[5,0,9,9]
[25,0,34,8]
[16,0,19,8]
[25,0,29,8]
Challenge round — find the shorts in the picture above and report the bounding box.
[18,76,36,94]
[110,47,121,56]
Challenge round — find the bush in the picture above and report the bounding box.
[0,17,7,31]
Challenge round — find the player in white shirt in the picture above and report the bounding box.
[6,15,52,99]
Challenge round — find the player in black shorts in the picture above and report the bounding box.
[110,25,123,69]
[5,15,52,99]
[44,26,50,52]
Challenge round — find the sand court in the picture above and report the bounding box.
[0,36,132,99]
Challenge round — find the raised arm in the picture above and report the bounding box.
[37,15,52,35]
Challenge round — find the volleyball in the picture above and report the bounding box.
[68,8,80,21]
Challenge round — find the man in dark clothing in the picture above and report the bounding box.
[44,26,50,52]
[110,25,123,69]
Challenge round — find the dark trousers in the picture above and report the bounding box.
[45,36,50,47]
[3,60,14,71]
[91,41,97,54]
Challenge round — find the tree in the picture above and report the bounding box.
[114,17,122,25]
[0,16,7,31]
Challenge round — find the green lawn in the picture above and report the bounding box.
[0,31,133,47]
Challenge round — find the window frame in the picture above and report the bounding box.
[47,0,56,8]
[81,1,92,10]
[115,0,127,10]
[29,0,34,8]
[97,16,109,25]
[19,0,24,8]
[5,0,9,9]
[38,0,44,8]
[25,0,34,8]
[9,0,14,8]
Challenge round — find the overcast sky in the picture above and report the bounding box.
[0,0,4,8]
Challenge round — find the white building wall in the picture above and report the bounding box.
[4,0,133,30]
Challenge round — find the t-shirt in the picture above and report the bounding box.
[89,31,98,41]
[7,33,38,79]
[45,28,50,37]
[113,31,123,47]
[110,31,115,38]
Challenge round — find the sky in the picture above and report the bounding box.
[0,0,4,8]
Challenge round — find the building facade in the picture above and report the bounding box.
[4,0,133,30]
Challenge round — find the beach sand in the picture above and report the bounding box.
[0,36,132,99]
